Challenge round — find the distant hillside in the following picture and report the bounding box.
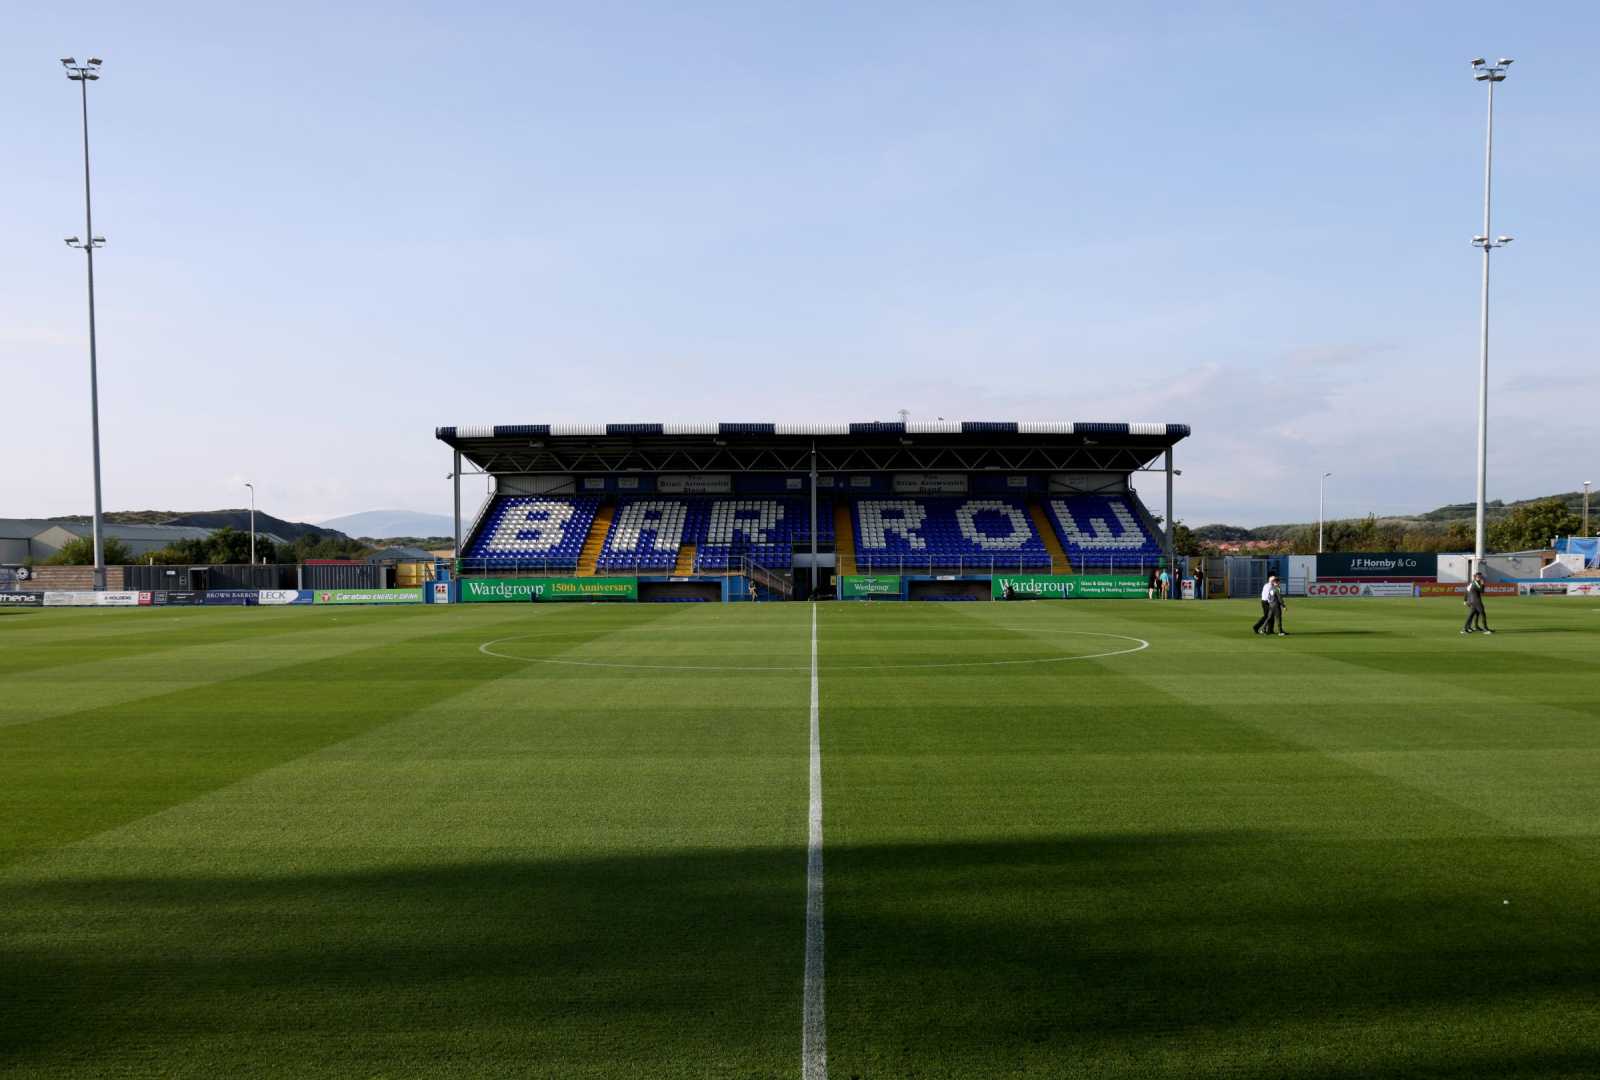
[318,510,456,540]
[1196,490,1589,541]
[53,509,350,543]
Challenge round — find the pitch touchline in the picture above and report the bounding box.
[803,603,826,1080]
[476,630,1149,671]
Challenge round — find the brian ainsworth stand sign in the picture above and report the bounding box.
[992,574,1146,599]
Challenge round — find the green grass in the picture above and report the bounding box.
[2,597,1599,1078]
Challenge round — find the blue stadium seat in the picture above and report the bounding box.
[851,497,1051,572]
[1045,495,1163,571]
[597,498,700,573]
[464,495,599,572]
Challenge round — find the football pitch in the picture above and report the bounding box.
[3,598,1599,1079]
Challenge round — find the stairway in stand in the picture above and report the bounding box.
[576,503,614,577]
[674,544,697,576]
[1029,501,1072,574]
[834,503,856,576]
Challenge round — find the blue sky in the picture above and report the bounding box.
[3,3,1594,527]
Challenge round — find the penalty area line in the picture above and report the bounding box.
[803,602,826,1080]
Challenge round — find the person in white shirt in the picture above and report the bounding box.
[1253,574,1286,635]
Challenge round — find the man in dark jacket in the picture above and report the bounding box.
[1462,572,1493,634]
[1253,574,1285,635]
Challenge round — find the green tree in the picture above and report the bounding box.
[44,535,135,565]
[1170,521,1210,557]
[1488,498,1581,552]
[141,529,279,565]
[142,537,213,564]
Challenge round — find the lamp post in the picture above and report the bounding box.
[1584,480,1591,537]
[62,56,107,590]
[1318,472,1332,554]
[1469,57,1514,575]
[245,482,256,564]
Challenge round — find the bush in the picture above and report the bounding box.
[1488,499,1581,553]
[44,535,135,565]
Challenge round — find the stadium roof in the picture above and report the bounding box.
[437,420,1189,475]
[438,420,1188,439]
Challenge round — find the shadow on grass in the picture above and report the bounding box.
[3,833,1598,1078]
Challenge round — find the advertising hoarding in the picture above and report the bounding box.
[0,591,44,607]
[991,575,1147,599]
[1306,582,1415,597]
[458,578,637,603]
[839,575,902,598]
[1415,582,1518,597]
[1315,553,1437,579]
[203,589,260,606]
[314,588,426,605]
[258,590,314,605]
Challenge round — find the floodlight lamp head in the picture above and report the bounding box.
[65,236,80,245]
[1470,57,1486,66]
[1497,235,1513,244]
[1497,58,1513,66]
[60,57,76,66]
[1472,235,1488,244]
[88,57,102,65]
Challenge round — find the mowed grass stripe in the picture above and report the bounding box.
[817,601,1600,1079]
[0,607,395,678]
[2,604,812,1079]
[0,607,552,731]
[0,607,672,868]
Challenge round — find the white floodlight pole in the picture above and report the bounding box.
[1470,57,1513,574]
[63,57,107,589]
[245,482,256,564]
[1318,472,1332,553]
[1584,480,1591,537]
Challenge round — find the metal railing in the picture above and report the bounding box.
[742,556,793,600]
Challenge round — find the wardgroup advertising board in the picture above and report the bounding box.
[459,578,637,603]
[839,575,901,598]
[314,588,426,605]
[992,575,1146,599]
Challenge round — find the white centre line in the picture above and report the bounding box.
[803,602,827,1080]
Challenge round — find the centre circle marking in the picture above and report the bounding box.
[477,627,1150,671]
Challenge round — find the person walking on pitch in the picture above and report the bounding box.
[1253,574,1285,635]
[1463,571,1493,634]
